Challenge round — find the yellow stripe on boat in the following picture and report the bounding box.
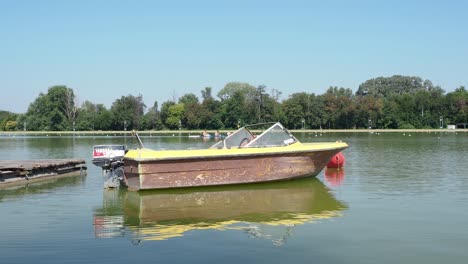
[125,141,349,161]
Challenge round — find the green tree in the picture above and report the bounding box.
[413,86,445,128]
[48,85,77,126]
[183,103,203,129]
[110,94,146,130]
[0,111,18,131]
[217,82,256,101]
[75,101,112,130]
[75,101,96,131]
[357,75,433,98]
[253,85,266,123]
[141,101,163,130]
[354,95,383,128]
[445,86,468,125]
[282,101,304,129]
[23,86,76,131]
[218,82,258,127]
[221,90,247,128]
[179,93,199,106]
[94,104,113,130]
[321,87,355,129]
[201,87,214,102]
[380,96,401,128]
[283,92,326,129]
[179,93,201,129]
[199,88,223,129]
[4,120,17,131]
[392,93,418,128]
[306,93,324,128]
[166,103,185,130]
[160,101,176,129]
[7,78,466,131]
[260,92,283,123]
[282,93,308,129]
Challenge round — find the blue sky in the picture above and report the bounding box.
[1,0,467,113]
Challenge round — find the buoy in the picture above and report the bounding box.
[327,152,345,168]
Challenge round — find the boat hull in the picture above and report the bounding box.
[122,148,344,191]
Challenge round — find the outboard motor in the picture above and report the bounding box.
[92,145,126,170]
[92,145,126,188]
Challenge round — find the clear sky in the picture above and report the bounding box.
[1,0,467,113]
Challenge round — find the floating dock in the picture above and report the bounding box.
[0,159,87,188]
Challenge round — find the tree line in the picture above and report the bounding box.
[1,75,467,131]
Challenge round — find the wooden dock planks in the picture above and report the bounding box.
[0,159,87,188]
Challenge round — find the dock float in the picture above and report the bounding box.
[0,159,87,188]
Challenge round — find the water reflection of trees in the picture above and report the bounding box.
[343,133,468,195]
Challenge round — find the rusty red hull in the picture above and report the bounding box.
[122,149,340,191]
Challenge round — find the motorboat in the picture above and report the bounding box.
[122,122,348,191]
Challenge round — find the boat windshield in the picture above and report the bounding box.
[245,123,297,147]
[210,127,255,149]
[210,123,297,149]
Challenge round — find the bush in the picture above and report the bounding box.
[5,120,17,131]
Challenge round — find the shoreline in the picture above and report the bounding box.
[1,128,467,136]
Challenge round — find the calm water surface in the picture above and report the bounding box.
[0,132,467,264]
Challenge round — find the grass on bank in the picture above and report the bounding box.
[1,128,467,136]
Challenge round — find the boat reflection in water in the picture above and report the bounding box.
[93,177,347,245]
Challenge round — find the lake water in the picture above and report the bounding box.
[0,132,467,264]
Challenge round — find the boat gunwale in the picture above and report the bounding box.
[124,142,349,162]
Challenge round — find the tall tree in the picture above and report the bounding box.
[254,85,266,123]
[354,95,383,128]
[357,75,432,98]
[47,86,77,128]
[201,87,213,102]
[179,93,199,106]
[445,86,468,125]
[322,87,355,129]
[0,111,18,131]
[93,104,113,130]
[283,92,325,129]
[199,88,223,129]
[166,103,185,130]
[23,85,76,131]
[218,82,258,126]
[282,93,308,129]
[110,94,146,130]
[221,90,247,128]
[76,100,97,131]
[260,92,283,123]
[217,82,256,101]
[160,101,176,129]
[141,101,163,130]
[75,101,112,130]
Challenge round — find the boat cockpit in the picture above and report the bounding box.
[210,122,298,149]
